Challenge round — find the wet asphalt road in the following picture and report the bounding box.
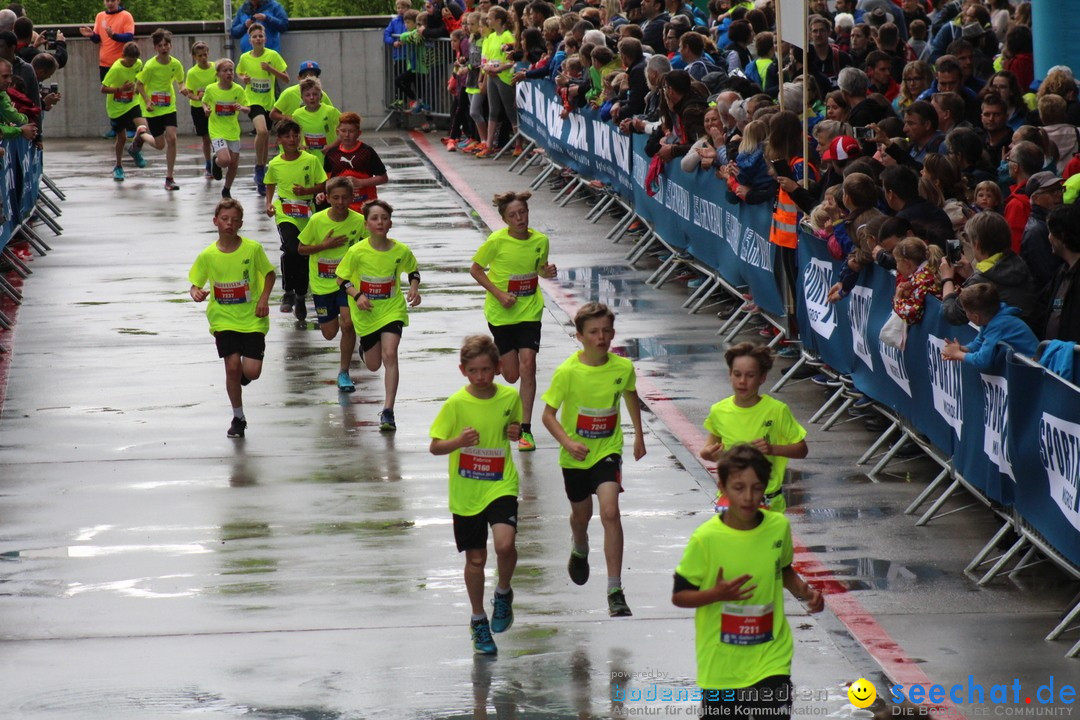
[0,135,1077,718]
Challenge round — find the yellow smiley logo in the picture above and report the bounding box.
[848,678,877,708]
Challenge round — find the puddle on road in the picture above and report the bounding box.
[794,556,944,592]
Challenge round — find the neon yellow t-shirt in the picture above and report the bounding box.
[202,82,247,141]
[272,84,333,118]
[430,384,523,516]
[541,352,637,470]
[294,103,342,155]
[185,63,217,107]
[703,395,806,513]
[188,237,275,335]
[298,208,368,296]
[335,238,419,337]
[237,49,287,108]
[674,512,794,691]
[472,227,549,327]
[264,152,327,229]
[102,58,143,119]
[136,55,184,116]
[484,30,516,85]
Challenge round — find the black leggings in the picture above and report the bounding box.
[277,222,309,296]
[394,71,417,101]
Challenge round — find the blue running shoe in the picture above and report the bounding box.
[491,589,514,633]
[470,617,497,655]
[337,371,355,393]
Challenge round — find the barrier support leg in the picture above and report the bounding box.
[1046,591,1080,641]
[34,207,63,236]
[808,386,846,424]
[964,521,1017,575]
[375,110,399,132]
[770,354,808,393]
[0,272,22,303]
[682,274,716,310]
[977,535,1029,586]
[626,231,658,265]
[0,308,12,330]
[905,466,951,515]
[41,172,66,201]
[915,476,976,526]
[37,192,62,217]
[493,129,522,160]
[645,254,677,286]
[506,138,536,172]
[16,224,50,255]
[856,421,898,465]
[867,434,910,481]
[688,277,721,314]
[821,395,857,430]
[529,162,557,190]
[2,246,31,277]
[608,212,637,242]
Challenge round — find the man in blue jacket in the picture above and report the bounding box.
[231,0,288,53]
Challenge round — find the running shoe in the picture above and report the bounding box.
[293,294,307,321]
[446,140,458,152]
[126,143,146,168]
[518,430,536,452]
[212,160,223,181]
[512,145,525,158]
[221,187,232,199]
[776,345,801,359]
[204,159,213,178]
[337,371,355,393]
[113,166,124,182]
[103,127,117,139]
[164,178,179,191]
[848,396,875,418]
[567,550,589,585]
[470,617,497,655]
[809,373,835,387]
[474,146,497,159]
[227,417,247,439]
[279,291,295,314]
[490,588,514,633]
[380,408,397,432]
[607,588,633,617]
[464,142,486,155]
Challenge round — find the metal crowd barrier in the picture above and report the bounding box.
[376,38,455,131]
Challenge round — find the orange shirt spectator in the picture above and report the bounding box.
[79,0,135,78]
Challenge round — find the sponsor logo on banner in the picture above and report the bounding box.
[926,335,963,437]
[879,342,911,397]
[980,374,1014,480]
[663,178,690,220]
[692,195,725,241]
[1038,412,1080,531]
[849,287,873,371]
[803,259,837,339]
[591,119,630,169]
[724,210,740,254]
[568,114,588,151]
[516,82,531,114]
[739,226,773,272]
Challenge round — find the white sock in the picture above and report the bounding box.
[232,406,245,420]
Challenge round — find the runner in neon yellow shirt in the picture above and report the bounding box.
[183,41,217,178]
[263,119,327,322]
[236,22,289,195]
[292,77,340,156]
[541,302,646,618]
[188,199,276,440]
[673,445,823,717]
[470,191,556,452]
[298,177,369,392]
[270,60,333,124]
[201,58,250,198]
[100,42,144,182]
[430,335,524,655]
[699,343,808,514]
[336,200,421,432]
[131,28,185,190]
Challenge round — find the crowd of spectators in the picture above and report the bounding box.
[404,0,1080,354]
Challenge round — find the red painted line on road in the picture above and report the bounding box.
[0,246,31,422]
[415,130,952,705]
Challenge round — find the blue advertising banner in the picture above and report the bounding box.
[796,233,855,374]
[1006,356,1080,567]
[515,81,633,200]
[954,344,1014,505]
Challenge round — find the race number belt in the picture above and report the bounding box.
[720,603,774,646]
[281,201,311,219]
[150,92,171,107]
[459,448,506,481]
[215,102,238,116]
[576,406,617,439]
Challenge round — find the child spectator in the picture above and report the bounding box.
[941,283,1039,370]
[699,342,807,513]
[673,445,823,720]
[479,6,518,158]
[720,119,770,199]
[907,19,928,61]
[557,55,585,119]
[393,10,429,113]
[429,335,523,655]
[384,0,413,61]
[100,41,144,182]
[444,28,471,150]
[974,180,1003,214]
[459,12,487,153]
[806,185,845,239]
[869,216,914,271]
[183,41,216,178]
[892,237,943,324]
[188,199,276,439]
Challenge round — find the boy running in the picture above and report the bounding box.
[699,343,807,514]
[270,60,333,123]
[541,302,646,617]
[183,41,216,178]
[673,445,823,719]
[335,200,421,432]
[292,77,340,156]
[188,199,276,439]
[429,334,523,655]
[100,41,143,182]
[131,28,185,190]
[470,191,556,452]
[264,119,327,322]
[201,58,250,198]
[322,112,388,212]
[298,176,369,392]
[237,23,289,195]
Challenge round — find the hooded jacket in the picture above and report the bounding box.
[231,0,289,52]
[962,303,1039,371]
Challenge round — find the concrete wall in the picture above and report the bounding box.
[44,28,389,137]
